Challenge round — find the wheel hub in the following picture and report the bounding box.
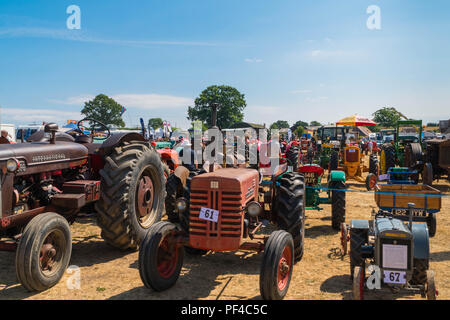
[137,175,154,218]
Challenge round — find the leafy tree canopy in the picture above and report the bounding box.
[372,107,405,128]
[187,85,246,129]
[270,120,290,130]
[148,118,163,129]
[81,94,125,127]
[310,121,322,126]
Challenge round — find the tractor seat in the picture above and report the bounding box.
[74,135,93,144]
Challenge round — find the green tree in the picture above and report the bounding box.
[148,118,163,129]
[81,94,125,127]
[310,121,322,126]
[187,85,246,128]
[270,120,290,130]
[291,120,308,131]
[294,126,305,137]
[372,107,404,128]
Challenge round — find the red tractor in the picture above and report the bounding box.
[138,106,305,300]
[0,119,166,291]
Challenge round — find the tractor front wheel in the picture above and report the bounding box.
[138,221,184,292]
[260,230,294,300]
[330,181,346,230]
[16,212,72,292]
[425,270,437,300]
[365,173,377,191]
[427,212,437,238]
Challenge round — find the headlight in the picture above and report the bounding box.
[176,198,187,212]
[6,158,19,173]
[247,201,262,217]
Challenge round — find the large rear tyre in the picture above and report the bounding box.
[425,270,437,300]
[96,141,166,250]
[274,172,305,261]
[369,154,379,175]
[330,181,346,230]
[350,228,366,280]
[352,264,365,300]
[286,146,300,171]
[260,230,294,300]
[16,212,72,292]
[422,162,433,186]
[411,258,429,285]
[380,144,396,174]
[138,221,184,292]
[329,151,339,171]
[427,212,437,238]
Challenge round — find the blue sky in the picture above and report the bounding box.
[0,0,449,129]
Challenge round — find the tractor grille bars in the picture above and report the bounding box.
[189,190,244,251]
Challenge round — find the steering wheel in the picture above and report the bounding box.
[77,118,111,141]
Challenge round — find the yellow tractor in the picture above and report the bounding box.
[330,144,370,182]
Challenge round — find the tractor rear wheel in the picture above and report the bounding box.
[260,230,294,300]
[286,146,300,171]
[274,172,305,262]
[138,221,184,292]
[350,228,366,280]
[422,162,433,186]
[380,144,396,174]
[352,264,365,300]
[16,212,72,292]
[329,151,339,171]
[427,212,437,238]
[330,181,346,230]
[369,154,379,175]
[425,270,437,300]
[411,258,429,285]
[96,141,166,250]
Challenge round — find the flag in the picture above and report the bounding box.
[120,106,127,115]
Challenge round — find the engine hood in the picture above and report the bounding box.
[0,141,88,174]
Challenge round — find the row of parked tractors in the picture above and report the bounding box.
[0,115,443,300]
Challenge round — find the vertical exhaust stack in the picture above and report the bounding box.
[209,103,219,173]
[44,123,59,144]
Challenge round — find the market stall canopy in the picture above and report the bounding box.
[336,114,377,127]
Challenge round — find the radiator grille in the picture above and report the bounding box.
[189,189,244,250]
[346,149,359,163]
[379,239,412,271]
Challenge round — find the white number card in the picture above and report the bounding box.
[199,207,219,223]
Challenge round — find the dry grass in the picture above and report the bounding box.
[1,171,448,300]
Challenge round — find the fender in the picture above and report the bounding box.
[330,170,346,182]
[173,166,190,187]
[411,222,430,260]
[99,132,147,155]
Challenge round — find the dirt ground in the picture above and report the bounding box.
[1,170,449,300]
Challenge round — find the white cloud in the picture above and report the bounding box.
[112,94,193,109]
[0,27,224,47]
[305,97,328,103]
[308,50,358,59]
[245,58,263,63]
[0,107,82,123]
[291,89,312,94]
[50,93,193,110]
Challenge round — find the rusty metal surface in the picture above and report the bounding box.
[0,206,49,230]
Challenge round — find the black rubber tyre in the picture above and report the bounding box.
[381,144,396,174]
[329,151,339,171]
[286,146,300,171]
[260,230,294,300]
[95,141,166,250]
[427,212,437,237]
[404,142,423,169]
[16,212,72,292]
[274,172,305,262]
[423,162,433,186]
[349,228,366,280]
[426,270,436,300]
[138,221,184,292]
[165,174,184,224]
[352,264,365,300]
[369,154,379,175]
[330,180,346,230]
[411,258,429,285]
